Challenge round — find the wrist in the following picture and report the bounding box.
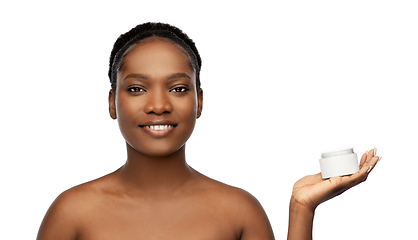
[289,195,317,213]
[288,198,315,240]
[289,197,316,216]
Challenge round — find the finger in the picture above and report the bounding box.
[353,155,380,185]
[365,155,381,173]
[366,148,376,163]
[341,157,377,186]
[346,168,368,185]
[359,151,368,168]
[339,170,368,189]
[325,154,381,197]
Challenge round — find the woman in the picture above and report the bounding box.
[37,22,380,240]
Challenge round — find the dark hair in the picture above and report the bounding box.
[108,22,202,91]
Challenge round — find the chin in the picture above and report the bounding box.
[127,141,186,158]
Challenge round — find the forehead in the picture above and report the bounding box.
[118,37,195,79]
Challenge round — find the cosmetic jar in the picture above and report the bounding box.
[319,148,359,179]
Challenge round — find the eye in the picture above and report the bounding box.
[170,86,189,93]
[128,86,146,93]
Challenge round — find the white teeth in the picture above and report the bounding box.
[144,125,173,130]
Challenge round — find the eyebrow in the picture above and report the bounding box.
[123,73,149,81]
[123,72,191,81]
[167,73,191,80]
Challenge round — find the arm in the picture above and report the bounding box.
[287,202,314,240]
[287,149,381,240]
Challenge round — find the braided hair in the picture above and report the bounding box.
[108,22,202,91]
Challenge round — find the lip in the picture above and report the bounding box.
[139,120,177,138]
[139,120,177,127]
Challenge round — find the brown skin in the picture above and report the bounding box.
[37,37,380,240]
[37,38,274,240]
[288,150,380,240]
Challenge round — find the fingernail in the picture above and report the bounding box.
[367,166,372,173]
[377,156,382,163]
[374,148,377,156]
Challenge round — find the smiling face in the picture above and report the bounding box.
[109,37,203,157]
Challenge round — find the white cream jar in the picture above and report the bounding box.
[319,148,359,179]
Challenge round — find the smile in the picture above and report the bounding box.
[139,122,177,138]
[142,125,175,130]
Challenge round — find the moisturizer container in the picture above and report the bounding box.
[319,148,359,179]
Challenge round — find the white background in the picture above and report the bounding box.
[1,0,417,239]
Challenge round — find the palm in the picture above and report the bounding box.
[291,149,380,211]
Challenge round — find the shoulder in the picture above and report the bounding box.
[196,173,264,210]
[194,174,274,239]
[207,179,262,211]
[52,173,112,213]
[37,174,113,240]
[52,178,104,215]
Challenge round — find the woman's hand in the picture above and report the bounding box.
[290,148,381,212]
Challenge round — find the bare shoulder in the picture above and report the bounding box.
[200,176,262,210]
[37,173,115,240]
[195,173,275,240]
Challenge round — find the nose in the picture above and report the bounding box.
[144,89,173,115]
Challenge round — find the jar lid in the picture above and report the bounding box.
[321,148,354,159]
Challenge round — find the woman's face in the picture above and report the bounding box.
[109,37,203,157]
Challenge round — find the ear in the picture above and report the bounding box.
[108,89,117,119]
[197,88,203,119]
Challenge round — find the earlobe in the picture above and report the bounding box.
[197,88,203,119]
[108,89,117,119]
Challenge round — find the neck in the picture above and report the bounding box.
[118,143,194,194]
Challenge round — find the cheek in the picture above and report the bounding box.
[115,96,144,149]
[177,97,199,139]
[115,94,142,126]
[177,96,198,120]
